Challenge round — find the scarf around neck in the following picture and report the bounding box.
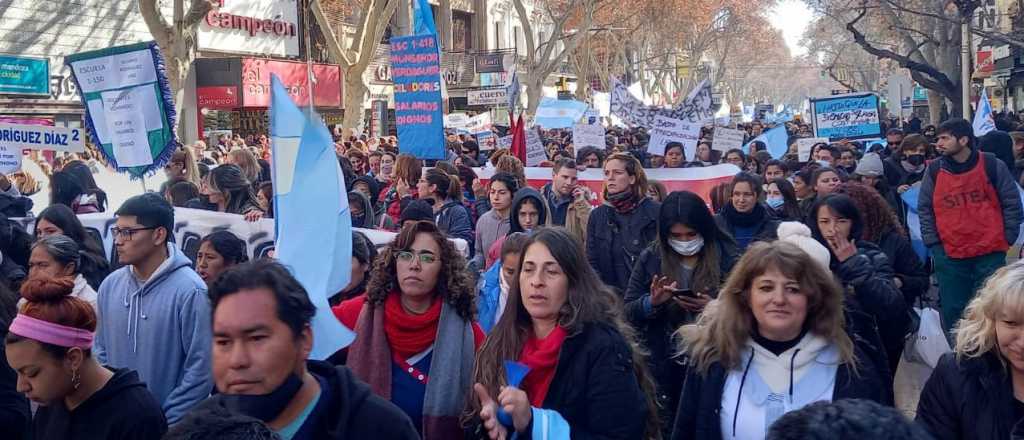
[519,326,568,407]
[347,291,476,440]
[605,190,641,214]
[722,202,766,228]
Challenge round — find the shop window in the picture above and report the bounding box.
[453,12,472,51]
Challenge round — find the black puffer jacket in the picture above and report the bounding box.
[874,229,928,307]
[833,241,911,374]
[623,242,737,436]
[917,352,1024,440]
[670,310,893,440]
[586,197,660,293]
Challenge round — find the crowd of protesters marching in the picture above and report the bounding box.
[1,110,1024,440]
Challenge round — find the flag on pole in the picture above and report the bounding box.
[743,125,789,159]
[974,88,996,137]
[900,184,928,263]
[412,0,437,35]
[270,74,355,359]
[510,112,526,162]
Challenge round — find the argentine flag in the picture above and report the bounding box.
[743,124,789,159]
[270,74,355,359]
[974,88,996,137]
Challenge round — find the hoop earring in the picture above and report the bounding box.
[71,368,81,390]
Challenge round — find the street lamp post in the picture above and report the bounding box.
[955,0,980,119]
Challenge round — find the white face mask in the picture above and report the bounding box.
[669,236,704,256]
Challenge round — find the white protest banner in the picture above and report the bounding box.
[810,93,882,141]
[796,137,829,162]
[610,77,715,128]
[444,113,471,129]
[525,128,546,166]
[572,123,606,149]
[476,131,497,150]
[497,135,513,149]
[712,126,745,152]
[0,123,86,152]
[467,88,508,106]
[647,115,701,158]
[0,144,22,173]
[465,113,492,134]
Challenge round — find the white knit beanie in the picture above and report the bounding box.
[776,222,831,271]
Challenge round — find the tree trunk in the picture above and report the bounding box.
[343,67,369,131]
[525,74,544,120]
[166,31,197,142]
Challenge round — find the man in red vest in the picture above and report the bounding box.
[919,118,1023,330]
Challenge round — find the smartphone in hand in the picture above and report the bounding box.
[669,287,697,298]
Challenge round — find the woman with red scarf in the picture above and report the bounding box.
[464,228,658,439]
[333,221,484,439]
[585,153,661,294]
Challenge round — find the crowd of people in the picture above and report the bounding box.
[0,113,1022,440]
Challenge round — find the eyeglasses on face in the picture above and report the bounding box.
[111,226,157,240]
[395,250,437,265]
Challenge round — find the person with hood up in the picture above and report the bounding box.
[670,240,891,440]
[6,277,167,439]
[329,231,376,306]
[93,193,212,424]
[624,191,737,437]
[809,194,911,376]
[586,153,660,294]
[174,259,419,440]
[978,130,1017,182]
[349,191,378,229]
[416,168,475,254]
[484,187,550,268]
[714,172,779,251]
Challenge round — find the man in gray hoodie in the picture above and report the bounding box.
[94,193,212,424]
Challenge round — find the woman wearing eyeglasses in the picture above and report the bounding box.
[333,221,484,439]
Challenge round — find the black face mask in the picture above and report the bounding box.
[221,373,303,422]
[905,154,926,166]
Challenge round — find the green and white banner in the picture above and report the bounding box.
[65,41,178,179]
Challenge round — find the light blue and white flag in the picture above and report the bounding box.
[901,184,928,263]
[412,0,436,36]
[535,97,589,129]
[974,88,996,137]
[270,74,355,359]
[743,124,789,159]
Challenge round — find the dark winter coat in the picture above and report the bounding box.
[586,197,660,293]
[434,199,475,254]
[713,203,779,251]
[874,229,929,307]
[670,311,893,440]
[183,361,419,440]
[917,352,1024,440]
[31,368,166,440]
[833,240,912,375]
[466,323,650,440]
[623,242,738,435]
[0,333,29,440]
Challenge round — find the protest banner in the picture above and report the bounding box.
[0,144,21,173]
[467,88,508,106]
[0,123,86,152]
[647,115,701,158]
[610,77,715,128]
[497,135,513,149]
[475,164,739,206]
[476,131,497,150]
[65,41,178,178]
[524,128,546,166]
[712,126,745,152]
[572,123,605,149]
[796,137,829,162]
[464,112,492,134]
[810,92,882,141]
[390,34,445,159]
[444,113,471,129]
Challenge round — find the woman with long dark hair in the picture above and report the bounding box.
[198,164,263,221]
[195,231,248,287]
[714,172,779,251]
[333,221,483,438]
[417,168,474,250]
[60,161,107,213]
[466,228,657,439]
[624,191,737,436]
[765,177,802,221]
[33,205,109,290]
[809,193,911,375]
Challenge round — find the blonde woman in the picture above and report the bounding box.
[916,259,1024,439]
[226,148,261,184]
[670,241,891,440]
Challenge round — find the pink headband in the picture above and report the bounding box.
[9,314,94,349]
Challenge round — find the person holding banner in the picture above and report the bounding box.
[6,277,168,439]
[198,165,264,221]
[466,228,656,440]
[624,191,737,436]
[664,142,686,168]
[694,142,716,167]
[715,173,779,251]
[576,147,604,169]
[586,153,660,293]
[472,173,518,271]
[920,118,1023,331]
[34,205,109,290]
[334,221,484,438]
[541,159,592,246]
[766,178,804,223]
[195,231,249,288]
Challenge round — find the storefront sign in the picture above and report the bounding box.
[474,53,505,73]
[467,88,508,106]
[200,0,300,57]
[0,55,49,95]
[197,86,238,108]
[241,59,341,107]
[390,34,445,159]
